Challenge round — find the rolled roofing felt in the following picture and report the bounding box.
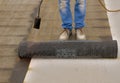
[18,40,118,59]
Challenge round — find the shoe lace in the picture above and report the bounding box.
[60,29,69,35]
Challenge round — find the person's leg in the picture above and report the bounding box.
[74,0,86,40]
[74,0,86,29]
[58,0,72,40]
[58,0,72,30]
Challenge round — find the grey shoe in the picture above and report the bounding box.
[75,29,86,40]
[59,29,72,40]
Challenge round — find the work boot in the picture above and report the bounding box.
[59,29,72,40]
[75,29,86,40]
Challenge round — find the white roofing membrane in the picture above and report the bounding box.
[104,0,120,57]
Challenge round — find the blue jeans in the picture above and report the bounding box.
[58,0,86,30]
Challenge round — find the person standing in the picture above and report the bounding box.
[58,0,86,40]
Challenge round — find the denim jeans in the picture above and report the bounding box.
[58,0,86,30]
